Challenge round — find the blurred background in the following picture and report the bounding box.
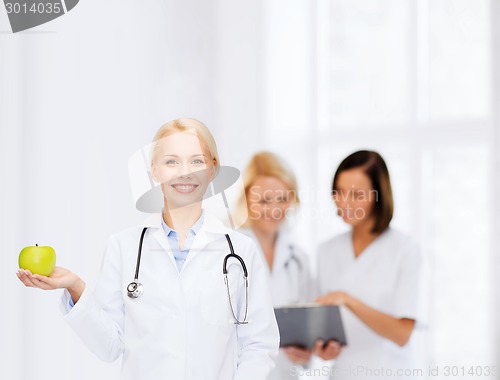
[0,0,498,379]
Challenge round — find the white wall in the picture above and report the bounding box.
[212,0,264,169]
[491,0,500,373]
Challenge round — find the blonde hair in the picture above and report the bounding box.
[238,151,299,226]
[150,118,220,175]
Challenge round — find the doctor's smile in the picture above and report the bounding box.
[171,183,199,193]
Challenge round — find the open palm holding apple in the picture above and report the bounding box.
[17,244,86,303]
[17,266,80,290]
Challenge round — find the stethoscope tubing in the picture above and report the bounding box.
[284,244,302,272]
[134,227,148,281]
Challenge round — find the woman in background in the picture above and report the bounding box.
[315,150,428,380]
[239,151,341,380]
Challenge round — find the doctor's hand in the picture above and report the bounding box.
[315,291,351,307]
[282,346,313,365]
[313,339,343,361]
[17,267,85,302]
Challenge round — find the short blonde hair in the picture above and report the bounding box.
[150,118,220,175]
[238,151,299,225]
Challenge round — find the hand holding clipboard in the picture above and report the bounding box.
[274,303,347,349]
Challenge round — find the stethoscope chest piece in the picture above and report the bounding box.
[127,281,144,299]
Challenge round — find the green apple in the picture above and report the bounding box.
[18,244,56,276]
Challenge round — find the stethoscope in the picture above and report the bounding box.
[126,228,249,325]
[284,244,302,271]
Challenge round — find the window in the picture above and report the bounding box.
[265,0,494,374]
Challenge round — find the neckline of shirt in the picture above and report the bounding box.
[160,209,205,238]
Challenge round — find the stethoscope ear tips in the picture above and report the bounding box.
[127,281,144,299]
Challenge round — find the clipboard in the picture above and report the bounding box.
[274,304,347,348]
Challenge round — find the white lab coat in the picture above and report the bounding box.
[60,213,280,380]
[316,228,429,380]
[240,227,319,380]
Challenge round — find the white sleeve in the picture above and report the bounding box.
[59,235,125,362]
[234,241,280,380]
[393,240,430,328]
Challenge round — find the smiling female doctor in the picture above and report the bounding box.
[17,118,280,380]
[238,152,342,380]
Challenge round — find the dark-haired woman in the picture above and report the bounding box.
[315,151,428,380]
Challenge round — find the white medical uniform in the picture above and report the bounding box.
[316,228,428,380]
[60,213,280,380]
[240,227,315,380]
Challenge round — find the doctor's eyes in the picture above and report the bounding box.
[258,197,289,204]
[164,159,206,166]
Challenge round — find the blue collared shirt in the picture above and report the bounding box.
[161,211,204,272]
